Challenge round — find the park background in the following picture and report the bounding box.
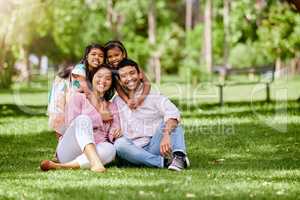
[1,0,300,199]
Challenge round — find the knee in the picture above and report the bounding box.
[114,137,130,153]
[104,143,116,158]
[172,125,184,135]
[74,115,92,128]
[97,143,116,164]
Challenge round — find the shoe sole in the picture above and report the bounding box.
[168,165,182,171]
[185,156,190,168]
[167,156,190,171]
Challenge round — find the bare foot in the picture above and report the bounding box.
[40,160,59,171]
[91,166,106,173]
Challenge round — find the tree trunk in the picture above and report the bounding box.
[290,58,297,76]
[275,57,282,78]
[223,0,230,68]
[106,0,121,40]
[204,0,212,73]
[148,0,161,84]
[193,0,202,25]
[186,0,193,32]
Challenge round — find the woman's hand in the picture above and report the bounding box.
[100,110,113,122]
[93,97,113,123]
[111,128,122,139]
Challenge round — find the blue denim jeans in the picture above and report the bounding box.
[114,124,186,168]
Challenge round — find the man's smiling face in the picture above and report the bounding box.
[118,65,141,91]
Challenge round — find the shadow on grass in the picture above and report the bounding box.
[175,100,300,119]
[172,99,300,111]
[1,120,300,174]
[0,104,47,117]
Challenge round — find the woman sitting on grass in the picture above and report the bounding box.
[48,43,112,140]
[41,64,122,173]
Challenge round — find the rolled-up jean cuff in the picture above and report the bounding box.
[172,149,186,155]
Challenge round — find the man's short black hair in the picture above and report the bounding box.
[117,58,140,73]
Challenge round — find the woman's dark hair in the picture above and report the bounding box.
[92,63,116,101]
[104,40,128,63]
[117,58,140,74]
[57,65,74,79]
[79,43,105,83]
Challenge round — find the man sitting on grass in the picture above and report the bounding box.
[113,59,189,171]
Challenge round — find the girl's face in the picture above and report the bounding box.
[92,68,112,94]
[107,47,125,68]
[87,48,104,69]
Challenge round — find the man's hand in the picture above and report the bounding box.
[160,134,172,157]
[111,128,122,139]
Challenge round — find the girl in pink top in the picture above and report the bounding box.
[41,64,122,173]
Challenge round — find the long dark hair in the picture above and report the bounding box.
[79,43,105,83]
[104,40,128,64]
[57,65,73,79]
[92,63,116,101]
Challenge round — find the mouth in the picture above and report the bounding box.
[112,61,120,66]
[126,80,136,88]
[97,82,105,89]
[91,60,99,66]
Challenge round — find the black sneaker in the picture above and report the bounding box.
[163,154,173,168]
[168,155,190,171]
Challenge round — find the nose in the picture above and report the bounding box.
[125,74,133,82]
[111,56,117,62]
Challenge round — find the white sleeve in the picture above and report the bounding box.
[154,94,181,123]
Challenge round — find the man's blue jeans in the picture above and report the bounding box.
[114,124,186,168]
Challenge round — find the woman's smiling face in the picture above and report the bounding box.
[92,67,112,94]
[87,48,104,69]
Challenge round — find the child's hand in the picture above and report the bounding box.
[127,99,139,110]
[80,81,91,96]
[127,96,145,110]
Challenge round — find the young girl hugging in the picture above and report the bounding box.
[104,40,151,109]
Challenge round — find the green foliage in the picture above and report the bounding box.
[229,41,272,68]
[256,2,300,61]
[1,0,300,81]
[179,24,207,83]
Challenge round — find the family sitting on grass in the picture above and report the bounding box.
[40,41,190,172]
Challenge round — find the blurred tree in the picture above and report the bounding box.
[223,0,230,68]
[204,0,212,73]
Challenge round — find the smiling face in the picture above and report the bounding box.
[118,65,141,91]
[87,48,104,69]
[92,67,112,94]
[107,47,126,68]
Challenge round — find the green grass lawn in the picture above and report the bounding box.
[0,76,300,199]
